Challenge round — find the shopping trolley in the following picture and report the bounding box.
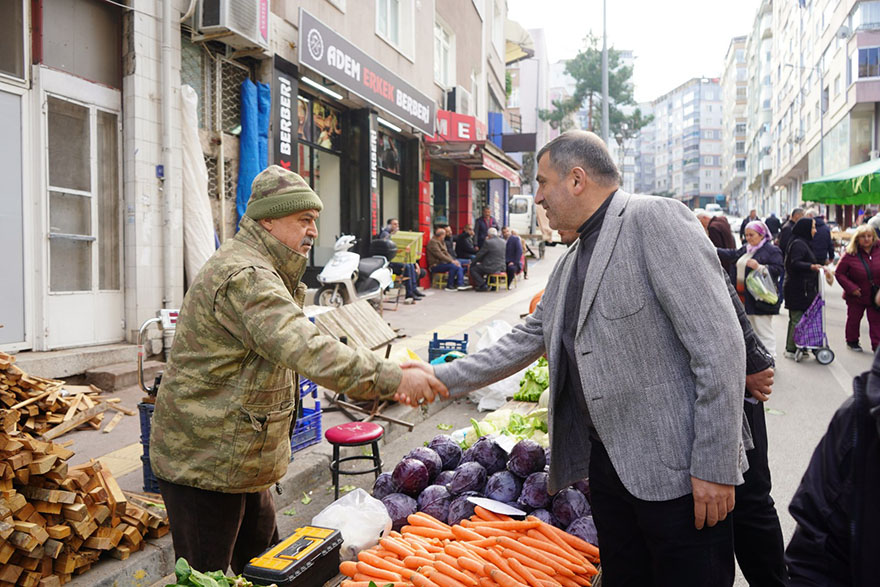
[792,268,835,365]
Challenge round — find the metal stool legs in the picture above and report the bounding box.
[329,440,383,500]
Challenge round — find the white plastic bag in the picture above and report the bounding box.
[468,320,531,411]
[311,488,391,561]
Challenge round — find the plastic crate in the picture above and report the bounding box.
[299,377,318,399]
[428,332,469,362]
[137,402,160,493]
[291,405,322,454]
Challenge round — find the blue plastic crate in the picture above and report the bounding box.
[137,402,160,493]
[291,404,322,454]
[299,377,318,399]
[428,332,469,362]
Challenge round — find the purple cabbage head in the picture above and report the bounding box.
[572,478,591,504]
[507,439,547,478]
[372,472,399,500]
[447,492,479,525]
[447,462,487,496]
[484,471,523,503]
[392,458,430,497]
[460,447,476,464]
[518,471,551,509]
[566,515,599,546]
[381,493,417,531]
[417,484,452,522]
[428,435,463,470]
[405,447,443,482]
[530,508,561,528]
[435,470,456,487]
[552,487,590,528]
[471,437,508,475]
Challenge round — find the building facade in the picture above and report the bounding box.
[644,78,724,208]
[744,0,774,216]
[0,0,522,357]
[721,36,748,215]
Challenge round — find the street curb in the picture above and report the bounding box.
[67,399,454,586]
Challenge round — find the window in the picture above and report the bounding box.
[434,21,454,88]
[735,159,746,171]
[736,86,747,100]
[491,1,504,58]
[858,46,880,78]
[735,141,745,154]
[0,0,24,79]
[377,0,414,56]
[735,123,746,135]
[834,74,841,96]
[47,96,121,292]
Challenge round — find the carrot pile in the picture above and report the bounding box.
[338,506,600,587]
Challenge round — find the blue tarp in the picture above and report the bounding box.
[237,79,271,229]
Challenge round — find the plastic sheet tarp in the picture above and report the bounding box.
[237,79,271,228]
[180,85,215,287]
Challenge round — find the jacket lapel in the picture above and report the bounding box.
[576,191,630,338]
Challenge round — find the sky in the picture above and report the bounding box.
[507,0,763,104]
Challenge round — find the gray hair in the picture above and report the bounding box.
[536,130,621,187]
[790,207,805,218]
[487,227,498,237]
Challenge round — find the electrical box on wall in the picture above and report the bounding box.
[198,0,270,51]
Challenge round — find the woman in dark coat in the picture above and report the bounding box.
[783,218,822,357]
[835,224,880,352]
[717,220,784,357]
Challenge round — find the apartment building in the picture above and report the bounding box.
[633,102,656,194]
[770,0,880,226]
[0,0,522,360]
[744,0,774,216]
[645,78,724,208]
[721,36,749,214]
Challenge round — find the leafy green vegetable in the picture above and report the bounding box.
[301,492,312,505]
[514,357,549,402]
[339,485,356,494]
[436,423,454,431]
[166,558,260,587]
[282,507,296,516]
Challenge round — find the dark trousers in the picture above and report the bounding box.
[845,300,880,350]
[470,263,500,289]
[589,441,734,587]
[158,478,279,575]
[733,400,786,586]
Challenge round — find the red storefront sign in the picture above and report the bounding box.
[426,110,487,143]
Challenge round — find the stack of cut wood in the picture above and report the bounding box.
[0,410,168,586]
[0,353,133,441]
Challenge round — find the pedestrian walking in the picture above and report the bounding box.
[740,209,760,239]
[834,224,880,352]
[765,212,782,237]
[699,211,738,285]
[776,207,804,256]
[783,218,822,359]
[411,131,748,586]
[806,210,836,265]
[785,345,880,586]
[474,206,498,249]
[148,166,447,574]
[718,220,784,357]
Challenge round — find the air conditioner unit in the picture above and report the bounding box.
[198,0,270,51]
[447,86,473,116]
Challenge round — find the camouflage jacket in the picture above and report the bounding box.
[150,216,402,493]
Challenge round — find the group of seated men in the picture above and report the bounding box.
[378,214,525,297]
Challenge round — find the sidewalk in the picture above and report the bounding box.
[62,247,562,586]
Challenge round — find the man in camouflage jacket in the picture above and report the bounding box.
[150,166,446,574]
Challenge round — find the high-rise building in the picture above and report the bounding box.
[721,36,749,214]
[644,78,724,208]
[745,0,774,216]
[633,102,656,194]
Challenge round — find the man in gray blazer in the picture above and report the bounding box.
[469,228,506,291]
[404,131,747,585]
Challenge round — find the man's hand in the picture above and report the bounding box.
[393,363,449,406]
[453,260,461,267]
[691,477,735,530]
[745,367,773,402]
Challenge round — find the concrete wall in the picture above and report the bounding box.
[437,0,483,108]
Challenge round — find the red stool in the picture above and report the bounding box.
[324,422,385,499]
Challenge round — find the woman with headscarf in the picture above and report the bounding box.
[717,220,784,357]
[783,217,822,358]
[834,224,880,352]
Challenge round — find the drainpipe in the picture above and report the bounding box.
[161,0,176,354]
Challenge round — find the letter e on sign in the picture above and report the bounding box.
[457,121,472,140]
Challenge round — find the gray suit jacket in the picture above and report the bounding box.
[473,237,506,273]
[435,191,747,501]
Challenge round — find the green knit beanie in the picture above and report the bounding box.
[245,165,323,220]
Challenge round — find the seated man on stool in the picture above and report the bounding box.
[502,226,523,285]
[470,227,507,291]
[426,226,469,291]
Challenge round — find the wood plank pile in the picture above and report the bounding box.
[0,412,168,586]
[0,353,134,441]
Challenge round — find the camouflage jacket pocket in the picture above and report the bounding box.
[226,401,294,489]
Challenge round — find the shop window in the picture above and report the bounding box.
[378,132,401,174]
[46,96,121,293]
[0,0,25,80]
[298,96,342,153]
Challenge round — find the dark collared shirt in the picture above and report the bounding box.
[558,192,616,445]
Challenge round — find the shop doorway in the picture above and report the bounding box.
[0,89,25,347]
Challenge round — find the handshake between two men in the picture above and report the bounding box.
[393,362,447,407]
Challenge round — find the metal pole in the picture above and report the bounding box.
[601,0,609,144]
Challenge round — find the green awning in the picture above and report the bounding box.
[802,158,880,205]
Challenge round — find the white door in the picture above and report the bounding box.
[41,71,123,349]
[0,89,26,346]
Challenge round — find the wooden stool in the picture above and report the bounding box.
[432,272,448,289]
[487,273,507,291]
[324,422,384,499]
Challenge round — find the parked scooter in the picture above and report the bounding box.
[315,235,396,308]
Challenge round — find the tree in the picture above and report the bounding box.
[539,34,638,134]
